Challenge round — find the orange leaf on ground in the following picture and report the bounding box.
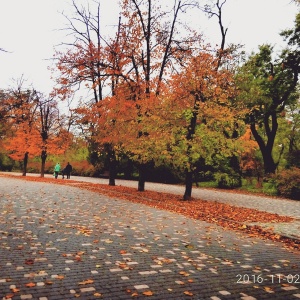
[78,279,94,285]
[184,291,194,296]
[25,282,36,287]
[143,291,154,296]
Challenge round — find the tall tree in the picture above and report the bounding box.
[155,50,240,200]
[236,11,300,175]
[53,0,106,102]
[36,93,70,177]
[56,0,201,190]
[115,0,200,191]
[54,0,124,186]
[1,80,40,176]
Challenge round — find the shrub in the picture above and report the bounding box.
[214,172,242,189]
[275,167,300,200]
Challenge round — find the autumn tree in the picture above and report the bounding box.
[2,83,71,177]
[55,0,202,190]
[106,0,202,191]
[35,93,71,177]
[1,80,41,175]
[53,0,124,185]
[150,50,242,199]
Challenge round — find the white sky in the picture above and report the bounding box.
[0,0,298,96]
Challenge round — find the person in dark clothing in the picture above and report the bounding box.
[61,168,65,179]
[64,162,73,179]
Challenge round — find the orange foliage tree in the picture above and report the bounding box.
[3,83,72,177]
[54,0,254,199]
[2,81,40,175]
[54,0,201,190]
[146,50,246,199]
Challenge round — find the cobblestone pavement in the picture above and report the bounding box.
[0,176,299,299]
[4,172,300,241]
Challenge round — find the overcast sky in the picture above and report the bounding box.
[0,0,298,96]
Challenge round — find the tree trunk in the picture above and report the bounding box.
[183,170,193,200]
[138,164,146,192]
[183,94,200,200]
[261,149,277,174]
[105,144,116,186]
[250,112,278,175]
[124,159,133,180]
[22,152,29,176]
[40,150,47,178]
[108,159,116,186]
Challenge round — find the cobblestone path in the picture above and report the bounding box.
[0,177,299,299]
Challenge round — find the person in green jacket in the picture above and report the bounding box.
[54,163,61,179]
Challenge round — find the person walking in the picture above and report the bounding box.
[64,162,73,179]
[54,163,61,179]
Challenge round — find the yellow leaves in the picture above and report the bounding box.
[263,286,274,293]
[75,226,93,236]
[184,244,194,249]
[104,239,114,244]
[94,292,102,297]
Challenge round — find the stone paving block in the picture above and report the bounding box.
[0,177,299,299]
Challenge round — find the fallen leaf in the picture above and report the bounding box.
[264,286,274,293]
[25,259,34,265]
[179,271,190,276]
[25,282,36,287]
[78,279,94,285]
[184,291,193,296]
[143,291,154,296]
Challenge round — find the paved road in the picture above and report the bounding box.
[3,172,300,240]
[0,175,299,299]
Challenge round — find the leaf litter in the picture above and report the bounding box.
[2,174,299,251]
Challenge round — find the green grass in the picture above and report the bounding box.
[196,178,278,197]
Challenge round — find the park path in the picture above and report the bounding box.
[4,172,300,240]
[0,174,299,299]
